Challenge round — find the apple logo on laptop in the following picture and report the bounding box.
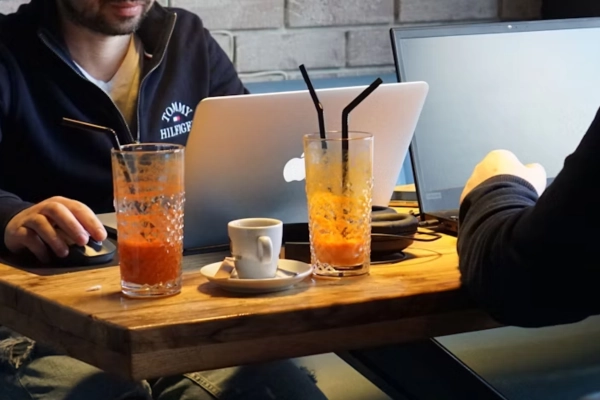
[283,153,306,182]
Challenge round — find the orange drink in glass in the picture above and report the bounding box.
[111,143,185,297]
[303,131,373,277]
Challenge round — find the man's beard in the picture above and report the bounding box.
[58,0,152,36]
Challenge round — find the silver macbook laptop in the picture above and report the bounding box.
[391,18,600,233]
[101,82,429,251]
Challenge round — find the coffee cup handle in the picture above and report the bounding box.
[257,236,273,264]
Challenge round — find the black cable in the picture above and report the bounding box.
[418,219,439,228]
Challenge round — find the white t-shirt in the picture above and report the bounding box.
[75,35,143,128]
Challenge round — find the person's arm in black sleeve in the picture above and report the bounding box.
[205,29,249,97]
[0,50,33,253]
[458,107,600,328]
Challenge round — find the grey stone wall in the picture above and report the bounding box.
[0,0,542,81]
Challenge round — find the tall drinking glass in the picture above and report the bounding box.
[303,131,373,277]
[111,143,185,298]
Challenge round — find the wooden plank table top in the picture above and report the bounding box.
[0,233,499,381]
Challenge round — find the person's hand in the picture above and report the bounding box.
[3,197,107,263]
[460,150,547,204]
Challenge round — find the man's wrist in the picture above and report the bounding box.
[476,174,538,193]
[0,199,33,253]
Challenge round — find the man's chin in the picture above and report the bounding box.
[95,16,143,35]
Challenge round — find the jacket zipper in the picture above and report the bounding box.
[38,33,138,144]
[136,13,177,143]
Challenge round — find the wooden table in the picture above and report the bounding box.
[0,234,499,381]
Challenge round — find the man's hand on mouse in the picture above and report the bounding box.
[460,149,547,204]
[3,196,107,263]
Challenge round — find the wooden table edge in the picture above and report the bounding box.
[0,285,500,381]
[127,308,501,381]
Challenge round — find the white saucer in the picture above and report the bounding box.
[200,259,313,294]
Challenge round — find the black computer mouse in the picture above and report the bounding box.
[58,238,117,266]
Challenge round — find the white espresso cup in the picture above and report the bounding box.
[227,218,283,279]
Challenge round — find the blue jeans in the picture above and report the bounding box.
[0,327,327,400]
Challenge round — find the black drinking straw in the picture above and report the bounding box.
[62,117,123,150]
[341,78,383,189]
[61,117,135,194]
[299,64,327,149]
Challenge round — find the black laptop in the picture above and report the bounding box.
[390,17,600,234]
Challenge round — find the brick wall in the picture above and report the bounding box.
[1,0,542,82]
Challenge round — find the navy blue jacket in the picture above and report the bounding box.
[542,0,600,19]
[0,0,247,247]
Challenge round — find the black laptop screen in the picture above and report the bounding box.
[393,19,600,214]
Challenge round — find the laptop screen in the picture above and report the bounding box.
[392,18,600,214]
